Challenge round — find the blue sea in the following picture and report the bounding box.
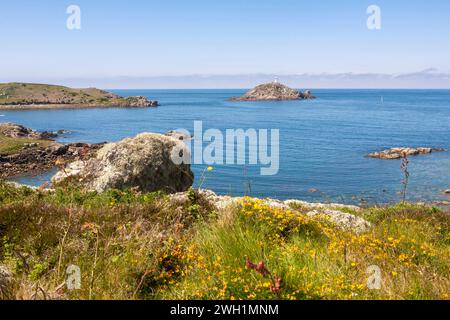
[2,89,450,205]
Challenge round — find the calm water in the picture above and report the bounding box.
[3,89,450,205]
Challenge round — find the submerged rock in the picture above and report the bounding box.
[367,147,446,160]
[229,82,316,101]
[52,133,193,193]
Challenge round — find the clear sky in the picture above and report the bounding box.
[1,0,449,87]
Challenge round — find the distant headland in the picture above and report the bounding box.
[228,82,316,101]
[0,83,158,109]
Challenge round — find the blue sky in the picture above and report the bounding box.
[1,0,450,88]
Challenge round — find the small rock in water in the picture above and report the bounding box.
[56,129,71,135]
[367,147,446,160]
[443,189,450,194]
[122,96,158,107]
[308,188,319,193]
[433,201,450,206]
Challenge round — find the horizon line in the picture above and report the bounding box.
[104,87,450,90]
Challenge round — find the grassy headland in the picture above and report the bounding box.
[0,182,448,300]
[0,83,156,109]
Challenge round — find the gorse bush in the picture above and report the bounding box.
[158,198,449,300]
[0,182,448,300]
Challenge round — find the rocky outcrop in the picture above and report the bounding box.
[433,200,450,206]
[367,147,446,160]
[0,142,104,178]
[0,265,13,300]
[52,133,194,193]
[283,199,362,212]
[229,82,316,101]
[0,122,56,140]
[120,96,158,107]
[169,189,371,234]
[0,123,104,178]
[302,90,315,99]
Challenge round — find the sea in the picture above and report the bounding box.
[2,89,450,205]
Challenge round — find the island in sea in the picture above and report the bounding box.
[0,82,158,109]
[228,81,316,101]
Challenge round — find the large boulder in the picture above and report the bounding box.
[229,82,316,101]
[52,133,193,193]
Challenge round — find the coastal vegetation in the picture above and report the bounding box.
[0,134,52,156]
[0,182,448,300]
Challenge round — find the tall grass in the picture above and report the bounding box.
[0,182,448,300]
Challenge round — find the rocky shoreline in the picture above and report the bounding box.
[1,142,104,178]
[0,123,103,178]
[0,99,158,110]
[2,123,449,207]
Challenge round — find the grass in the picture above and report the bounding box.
[0,182,448,300]
[0,82,135,107]
[0,134,53,155]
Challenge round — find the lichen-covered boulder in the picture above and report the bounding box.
[52,133,193,193]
